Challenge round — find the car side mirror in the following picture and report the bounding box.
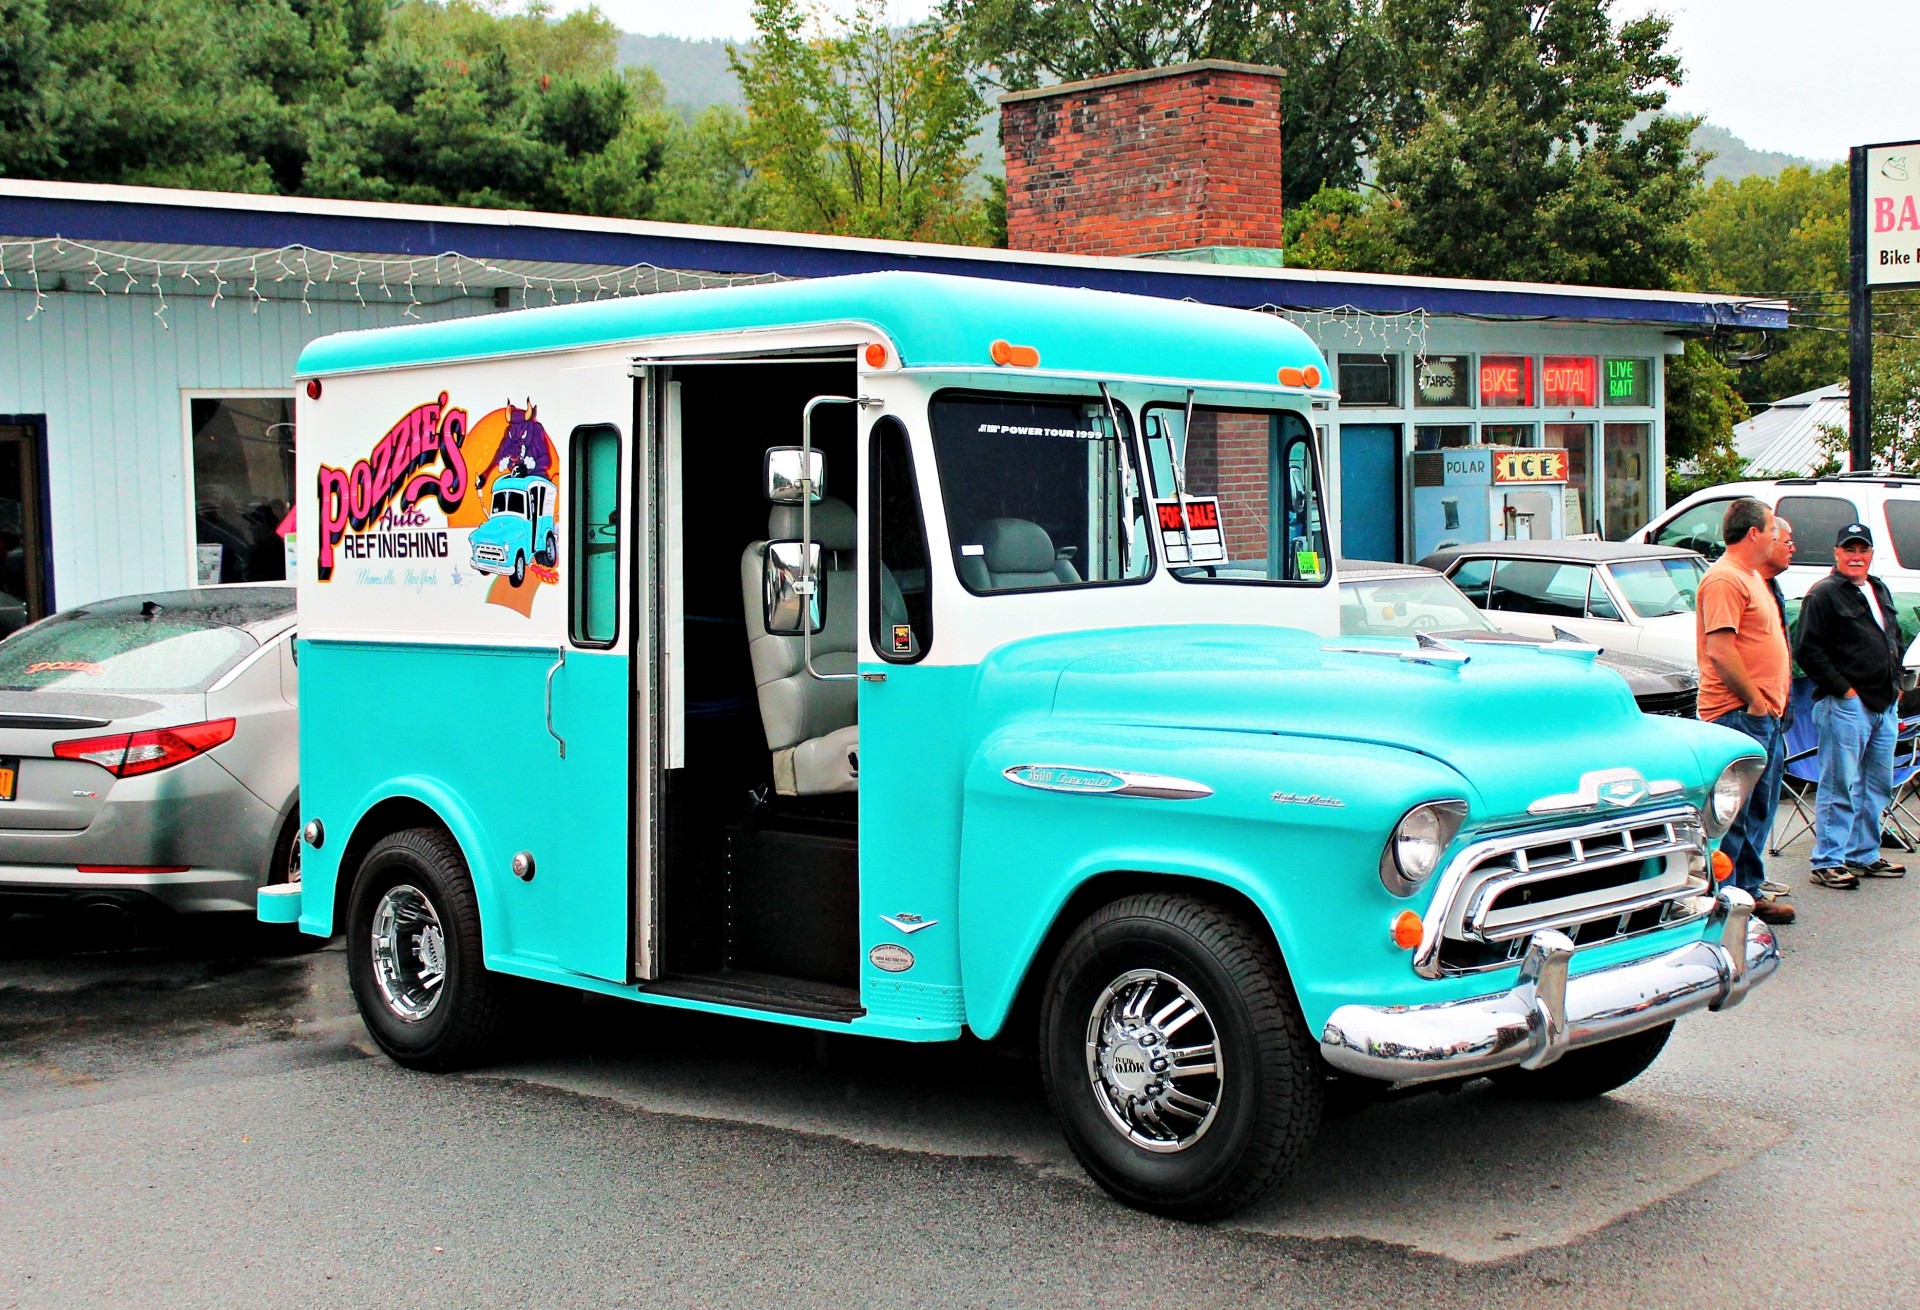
[763,540,823,636]
[764,447,824,505]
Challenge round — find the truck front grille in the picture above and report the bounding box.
[1634,688,1698,718]
[1420,805,1711,976]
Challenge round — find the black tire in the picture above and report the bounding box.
[1490,1022,1673,1101]
[253,803,329,954]
[345,827,512,1071]
[510,552,526,587]
[1039,892,1322,1220]
[536,532,556,567]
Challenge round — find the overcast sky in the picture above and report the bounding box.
[572,0,1919,161]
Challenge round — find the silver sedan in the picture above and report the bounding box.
[0,585,296,929]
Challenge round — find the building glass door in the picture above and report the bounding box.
[0,418,50,635]
[1545,423,1595,536]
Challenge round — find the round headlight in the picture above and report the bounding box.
[1706,757,1767,837]
[1380,800,1469,896]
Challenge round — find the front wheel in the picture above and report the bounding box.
[535,531,557,567]
[509,551,527,587]
[345,827,513,1070]
[1039,893,1322,1220]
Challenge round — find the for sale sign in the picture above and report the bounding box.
[1155,497,1226,564]
[1867,140,1920,288]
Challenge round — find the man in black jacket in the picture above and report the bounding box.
[1793,522,1908,887]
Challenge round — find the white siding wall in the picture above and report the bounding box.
[0,286,495,608]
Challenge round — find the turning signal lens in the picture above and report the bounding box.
[1711,850,1733,883]
[989,339,1040,368]
[1391,911,1425,950]
[864,342,888,368]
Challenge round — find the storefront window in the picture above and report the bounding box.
[1545,423,1593,535]
[1605,358,1653,406]
[1602,423,1652,541]
[1481,423,1537,447]
[1543,356,1598,407]
[190,396,294,583]
[1414,424,1474,450]
[1414,355,1473,407]
[1478,355,1533,408]
[1338,354,1398,407]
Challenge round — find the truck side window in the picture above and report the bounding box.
[871,418,931,661]
[569,424,620,646]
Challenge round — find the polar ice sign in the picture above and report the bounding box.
[1868,141,1920,288]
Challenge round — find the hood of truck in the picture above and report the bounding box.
[994,624,1748,825]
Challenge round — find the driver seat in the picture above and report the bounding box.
[741,496,859,795]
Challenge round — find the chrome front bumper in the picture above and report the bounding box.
[1320,889,1777,1084]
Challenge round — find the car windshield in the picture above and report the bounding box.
[929,392,1150,593]
[1608,557,1704,618]
[1339,574,1496,636]
[0,611,260,692]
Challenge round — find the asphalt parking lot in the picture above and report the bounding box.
[3,832,1918,1309]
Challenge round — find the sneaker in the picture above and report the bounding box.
[1809,866,1861,889]
[1852,858,1907,878]
[1760,879,1793,895]
[1751,896,1798,924]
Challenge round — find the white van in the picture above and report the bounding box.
[1632,475,1920,599]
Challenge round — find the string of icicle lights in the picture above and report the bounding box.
[0,236,783,328]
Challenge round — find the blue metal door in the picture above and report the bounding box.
[1339,424,1402,561]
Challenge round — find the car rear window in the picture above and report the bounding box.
[1884,501,1920,569]
[1487,560,1595,619]
[1775,495,1860,556]
[0,613,259,692]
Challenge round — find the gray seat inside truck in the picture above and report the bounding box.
[957,517,1081,591]
[741,495,859,795]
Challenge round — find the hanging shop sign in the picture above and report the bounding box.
[1867,140,1920,289]
[1491,448,1569,484]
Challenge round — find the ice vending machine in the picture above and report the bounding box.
[1409,446,1569,559]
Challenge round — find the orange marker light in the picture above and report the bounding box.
[1391,910,1424,950]
[1303,365,1322,388]
[864,342,888,368]
[1711,850,1734,883]
[1278,366,1306,387]
[990,339,1040,368]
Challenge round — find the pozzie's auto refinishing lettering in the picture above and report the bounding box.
[315,392,468,580]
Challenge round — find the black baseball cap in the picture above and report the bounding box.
[1837,522,1874,548]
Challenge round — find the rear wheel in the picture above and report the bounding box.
[509,551,527,587]
[346,827,512,1070]
[1490,1022,1673,1101]
[1039,893,1322,1220]
[536,531,557,567]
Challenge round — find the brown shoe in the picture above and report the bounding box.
[1851,858,1907,878]
[1751,896,1797,925]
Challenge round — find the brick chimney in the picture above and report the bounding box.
[1000,61,1286,260]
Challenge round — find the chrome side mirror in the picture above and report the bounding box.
[763,540,823,635]
[764,447,824,505]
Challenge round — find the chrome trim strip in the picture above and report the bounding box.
[1412,802,1702,979]
[1322,890,1778,1084]
[1002,764,1213,801]
[208,631,291,694]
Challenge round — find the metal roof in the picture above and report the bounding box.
[1733,381,1849,475]
[1,179,1790,330]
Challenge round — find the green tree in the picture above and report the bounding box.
[0,0,63,177]
[732,0,990,242]
[651,105,765,228]
[937,0,1403,209]
[1685,164,1849,406]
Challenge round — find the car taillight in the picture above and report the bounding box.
[53,719,237,778]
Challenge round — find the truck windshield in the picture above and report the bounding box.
[930,393,1150,593]
[1142,403,1330,585]
[492,489,526,517]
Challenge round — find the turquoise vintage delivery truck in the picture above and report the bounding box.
[261,271,1777,1218]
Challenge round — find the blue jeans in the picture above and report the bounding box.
[1707,710,1786,896]
[1811,695,1899,869]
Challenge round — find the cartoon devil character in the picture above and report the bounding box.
[476,400,555,488]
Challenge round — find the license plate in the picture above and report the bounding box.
[0,759,16,802]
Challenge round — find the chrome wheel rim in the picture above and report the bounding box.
[370,884,447,1022]
[282,823,302,886]
[1084,968,1223,1152]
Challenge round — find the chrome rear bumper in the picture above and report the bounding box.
[1320,888,1777,1084]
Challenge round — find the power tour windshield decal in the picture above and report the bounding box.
[316,392,562,617]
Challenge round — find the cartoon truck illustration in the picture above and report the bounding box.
[468,475,557,586]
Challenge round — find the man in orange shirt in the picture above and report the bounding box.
[1695,498,1796,924]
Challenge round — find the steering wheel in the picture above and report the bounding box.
[1410,614,1442,631]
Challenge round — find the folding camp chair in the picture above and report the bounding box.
[1767,678,1819,856]
[1881,715,1920,851]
